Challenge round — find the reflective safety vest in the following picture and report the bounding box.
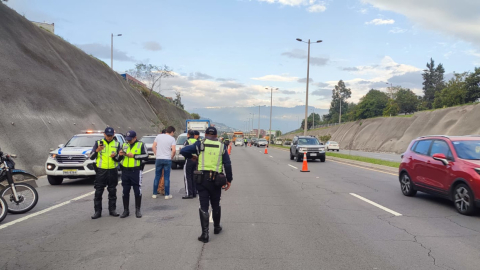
[121,141,143,168]
[188,138,197,145]
[198,139,224,173]
[96,139,119,169]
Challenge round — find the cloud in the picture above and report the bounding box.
[466,50,480,58]
[297,78,314,83]
[252,74,299,82]
[143,41,162,51]
[363,0,480,47]
[365,18,395,25]
[280,90,297,95]
[76,43,136,62]
[307,4,326,12]
[389,27,407,34]
[282,49,329,66]
[314,82,329,87]
[311,89,331,97]
[216,78,236,82]
[188,72,214,80]
[220,82,244,88]
[342,67,360,71]
[359,8,368,14]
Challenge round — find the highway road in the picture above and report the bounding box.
[331,149,402,162]
[1,146,480,269]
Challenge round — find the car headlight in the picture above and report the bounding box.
[48,153,57,159]
[299,148,307,152]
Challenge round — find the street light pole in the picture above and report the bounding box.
[257,105,260,139]
[296,38,322,135]
[266,87,278,142]
[111,33,122,70]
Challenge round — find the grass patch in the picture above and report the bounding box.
[270,144,290,150]
[326,152,400,168]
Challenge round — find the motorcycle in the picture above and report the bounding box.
[0,148,39,214]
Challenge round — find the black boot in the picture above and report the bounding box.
[198,209,209,243]
[108,190,119,216]
[120,196,129,218]
[135,196,142,218]
[91,210,102,219]
[213,206,222,234]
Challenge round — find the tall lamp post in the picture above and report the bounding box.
[265,87,278,142]
[254,104,262,139]
[296,38,322,135]
[111,33,122,69]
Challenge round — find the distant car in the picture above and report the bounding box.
[399,135,480,215]
[140,135,157,162]
[325,141,340,151]
[275,139,283,145]
[257,139,268,147]
[172,132,205,169]
[284,141,292,146]
[251,138,258,146]
[290,136,325,162]
[235,138,244,146]
[45,131,126,185]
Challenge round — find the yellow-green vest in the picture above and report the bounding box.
[188,138,197,145]
[96,139,119,169]
[121,141,143,168]
[198,139,224,173]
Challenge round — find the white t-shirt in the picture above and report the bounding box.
[154,134,176,160]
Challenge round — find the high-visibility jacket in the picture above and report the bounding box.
[188,138,197,145]
[121,141,144,168]
[96,139,119,169]
[198,139,224,173]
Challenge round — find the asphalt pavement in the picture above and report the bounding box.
[1,147,480,269]
[332,149,402,162]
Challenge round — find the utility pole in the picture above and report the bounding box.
[110,33,122,69]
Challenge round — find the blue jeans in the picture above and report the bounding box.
[154,159,171,196]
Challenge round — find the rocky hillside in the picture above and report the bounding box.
[0,3,190,174]
[283,104,480,154]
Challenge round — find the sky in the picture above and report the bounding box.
[6,0,480,132]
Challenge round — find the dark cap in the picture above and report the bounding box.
[125,130,136,141]
[194,130,200,136]
[205,127,217,136]
[188,130,195,136]
[104,127,115,136]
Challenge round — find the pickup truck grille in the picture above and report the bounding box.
[56,155,87,164]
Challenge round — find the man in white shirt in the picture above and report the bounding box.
[152,126,176,199]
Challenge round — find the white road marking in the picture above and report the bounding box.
[269,156,273,158]
[288,164,298,170]
[0,168,157,231]
[329,160,397,176]
[350,193,402,216]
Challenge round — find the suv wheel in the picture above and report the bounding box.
[296,153,302,162]
[320,157,325,162]
[454,184,477,215]
[400,173,417,196]
[290,151,294,160]
[47,176,64,185]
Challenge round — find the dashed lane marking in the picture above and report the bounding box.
[0,168,157,231]
[288,164,298,170]
[269,156,273,158]
[350,193,402,216]
[329,160,397,176]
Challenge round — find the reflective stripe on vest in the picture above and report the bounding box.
[121,142,143,168]
[198,139,224,173]
[96,139,119,169]
[188,138,197,145]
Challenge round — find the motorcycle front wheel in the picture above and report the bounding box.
[0,196,7,222]
[1,183,39,214]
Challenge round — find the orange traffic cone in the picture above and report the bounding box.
[228,145,231,155]
[264,146,268,154]
[300,152,309,172]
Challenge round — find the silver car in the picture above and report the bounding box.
[140,135,157,162]
[257,139,268,147]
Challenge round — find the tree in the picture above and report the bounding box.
[355,90,389,119]
[383,99,399,117]
[330,80,352,123]
[465,67,480,103]
[275,130,282,137]
[301,113,321,130]
[173,90,184,109]
[319,134,331,143]
[126,63,174,99]
[396,88,419,114]
[190,113,201,119]
[432,72,468,108]
[422,58,445,108]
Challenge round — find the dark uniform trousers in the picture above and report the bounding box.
[184,158,198,196]
[197,177,221,213]
[94,168,119,211]
[122,168,142,198]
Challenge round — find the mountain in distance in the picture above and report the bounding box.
[192,106,328,133]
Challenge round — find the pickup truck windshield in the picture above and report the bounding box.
[65,135,104,147]
[298,138,320,145]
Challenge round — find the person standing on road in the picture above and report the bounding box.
[180,126,233,243]
[152,126,176,199]
[118,130,148,218]
[157,129,167,196]
[183,130,199,199]
[89,127,122,219]
[244,138,248,147]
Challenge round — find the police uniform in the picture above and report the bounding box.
[180,127,233,243]
[244,138,247,147]
[119,130,148,218]
[183,130,198,199]
[89,127,122,219]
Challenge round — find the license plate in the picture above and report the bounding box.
[310,153,317,157]
[63,169,78,175]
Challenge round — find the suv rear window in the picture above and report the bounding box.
[414,140,432,155]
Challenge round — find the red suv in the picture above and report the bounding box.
[399,135,480,215]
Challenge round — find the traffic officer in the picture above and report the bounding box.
[183,130,198,199]
[180,127,233,243]
[118,130,148,218]
[244,138,247,147]
[89,127,121,219]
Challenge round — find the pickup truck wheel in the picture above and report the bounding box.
[47,176,64,185]
[296,154,302,162]
[290,152,294,160]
